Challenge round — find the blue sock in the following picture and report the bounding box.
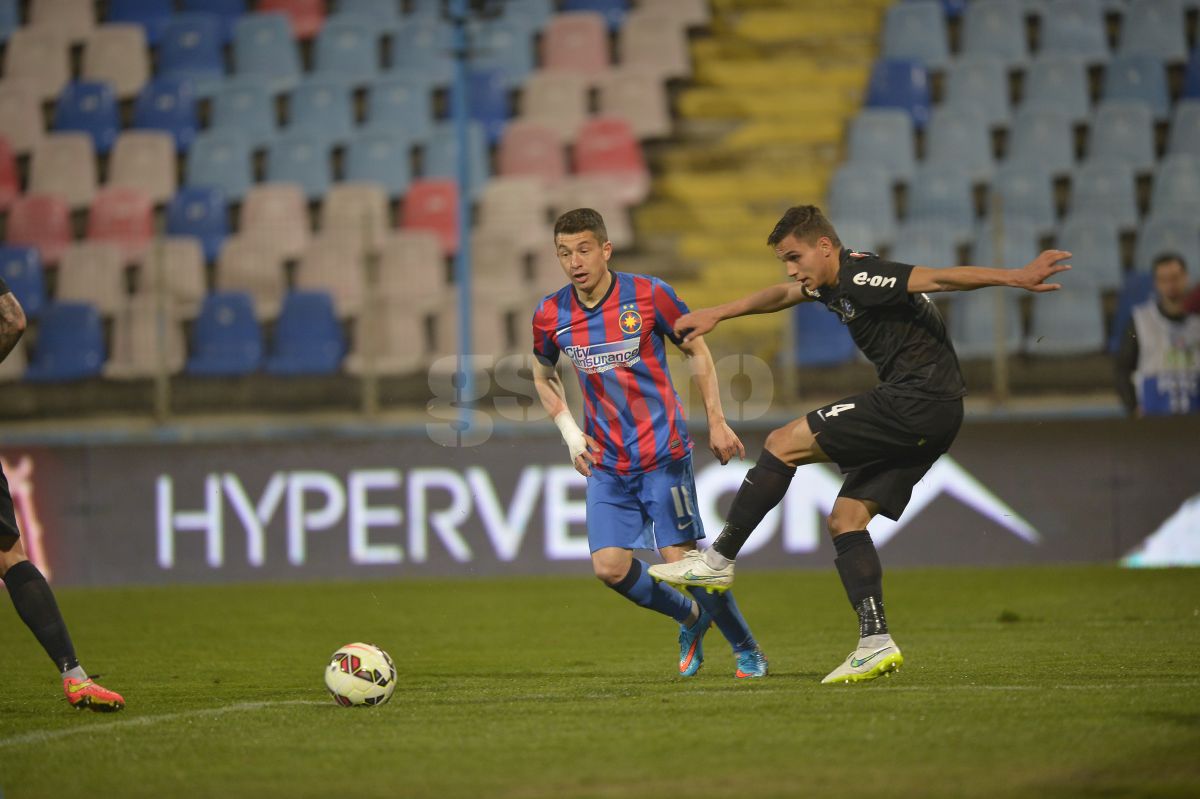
[689,587,757,652]
[609,559,694,623]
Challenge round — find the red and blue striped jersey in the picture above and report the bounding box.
[532,272,693,475]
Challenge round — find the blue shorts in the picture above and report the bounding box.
[585,456,706,553]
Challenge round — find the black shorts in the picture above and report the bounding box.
[807,388,964,521]
[0,461,18,539]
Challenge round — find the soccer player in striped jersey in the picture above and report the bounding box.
[532,208,768,679]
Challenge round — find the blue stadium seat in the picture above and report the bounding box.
[266,132,333,199]
[1103,55,1170,120]
[24,302,106,381]
[906,163,976,241]
[925,106,995,182]
[233,13,302,93]
[865,59,931,129]
[0,245,46,319]
[1056,212,1124,289]
[390,20,454,87]
[959,0,1028,67]
[793,301,856,366]
[159,14,226,99]
[133,77,199,152]
[314,16,380,85]
[846,108,916,182]
[889,220,961,267]
[1022,55,1091,123]
[186,130,254,201]
[1150,154,1200,216]
[0,0,17,43]
[502,0,556,31]
[971,220,1042,268]
[288,78,355,147]
[989,161,1057,233]
[943,55,1010,127]
[187,291,263,376]
[447,68,510,145]
[53,81,120,155]
[1167,99,1200,157]
[468,18,536,89]
[333,0,402,34]
[1118,0,1187,61]
[1108,270,1155,352]
[827,163,898,246]
[1089,100,1156,172]
[181,0,247,43]
[166,186,228,262]
[365,76,435,141]
[1135,212,1200,272]
[1185,48,1200,98]
[108,0,174,45]
[948,288,1023,359]
[1026,285,1106,355]
[422,121,489,195]
[407,0,444,19]
[882,1,950,70]
[563,0,629,31]
[1069,161,1139,230]
[1040,0,1109,63]
[265,291,346,375]
[210,77,278,150]
[1006,108,1075,176]
[345,131,413,198]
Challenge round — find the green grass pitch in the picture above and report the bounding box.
[1,565,1198,798]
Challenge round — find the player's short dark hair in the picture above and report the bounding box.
[1151,252,1187,275]
[554,208,608,244]
[767,205,842,248]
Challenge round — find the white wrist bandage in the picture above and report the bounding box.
[553,411,588,462]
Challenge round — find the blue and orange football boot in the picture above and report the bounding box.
[64,675,125,712]
[735,648,769,679]
[678,607,712,677]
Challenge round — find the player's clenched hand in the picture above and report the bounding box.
[708,421,746,465]
[573,435,601,477]
[674,308,721,344]
[1015,249,1072,292]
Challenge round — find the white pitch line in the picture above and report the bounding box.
[0,699,327,749]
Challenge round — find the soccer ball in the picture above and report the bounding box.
[324,643,396,707]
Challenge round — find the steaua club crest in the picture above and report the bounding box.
[619,306,643,335]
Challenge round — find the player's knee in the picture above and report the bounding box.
[763,426,791,456]
[827,511,865,537]
[0,538,28,578]
[592,562,627,586]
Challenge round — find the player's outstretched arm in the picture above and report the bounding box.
[674,282,811,344]
[0,290,27,364]
[532,358,600,477]
[906,249,1073,294]
[677,335,746,465]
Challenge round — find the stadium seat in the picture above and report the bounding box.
[6,193,72,265]
[321,183,390,254]
[0,246,46,319]
[618,8,691,81]
[30,133,97,209]
[288,78,355,148]
[948,289,1024,359]
[829,219,885,254]
[82,24,150,99]
[135,237,208,320]
[1006,108,1075,176]
[344,297,435,375]
[333,0,402,34]
[186,291,264,376]
[422,121,489,195]
[882,0,950,71]
[497,120,568,185]
[133,78,199,152]
[295,237,367,318]
[345,131,413,199]
[1088,101,1156,173]
[266,291,346,375]
[24,302,107,381]
[542,12,611,77]
[469,17,536,89]
[433,283,527,359]
[468,228,528,294]
[104,295,187,379]
[1025,285,1106,355]
[108,131,177,205]
[518,71,590,143]
[0,82,44,154]
[260,0,326,39]
[1069,161,1139,230]
[792,301,857,366]
[501,0,557,31]
[389,21,454,87]
[1055,212,1124,289]
[210,78,278,150]
[865,58,931,129]
[988,161,1057,233]
[1040,0,1109,63]
[1135,212,1200,272]
[971,220,1043,268]
[314,16,378,84]
[549,175,634,252]
[1118,0,1187,61]
[181,0,246,42]
[564,0,629,30]
[0,137,16,212]
[925,107,995,182]
[959,0,1028,67]
[1107,269,1155,352]
[890,220,961,267]
[28,0,95,43]
[364,76,435,141]
[573,117,650,206]
[166,186,229,263]
[239,183,311,260]
[186,130,254,201]
[53,82,119,156]
[159,14,226,99]
[1150,154,1200,216]
[401,179,459,256]
[54,242,127,316]
[0,0,17,42]
[215,237,286,320]
[1167,100,1200,157]
[477,176,552,252]
[107,0,173,46]
[906,163,976,241]
[1103,55,1171,120]
[1022,55,1091,123]
[87,186,154,262]
[1185,47,1200,98]
[447,68,511,145]
[2,28,71,102]
[377,231,447,301]
[597,69,672,140]
[943,55,1010,127]
[233,13,302,93]
[827,163,898,247]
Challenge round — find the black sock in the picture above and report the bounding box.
[711,450,797,560]
[833,530,888,638]
[4,560,79,673]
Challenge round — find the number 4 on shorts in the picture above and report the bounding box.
[819,403,856,419]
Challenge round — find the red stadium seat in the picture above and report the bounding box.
[259,0,326,39]
[497,120,568,185]
[0,136,18,211]
[401,179,459,256]
[541,12,610,78]
[87,186,154,262]
[573,117,649,205]
[7,193,73,265]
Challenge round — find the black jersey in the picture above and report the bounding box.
[805,249,966,400]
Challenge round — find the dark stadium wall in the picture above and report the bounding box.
[2,416,1196,587]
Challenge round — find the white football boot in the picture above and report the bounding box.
[821,634,904,685]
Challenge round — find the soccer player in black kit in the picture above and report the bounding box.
[0,281,124,710]
[650,205,1071,684]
